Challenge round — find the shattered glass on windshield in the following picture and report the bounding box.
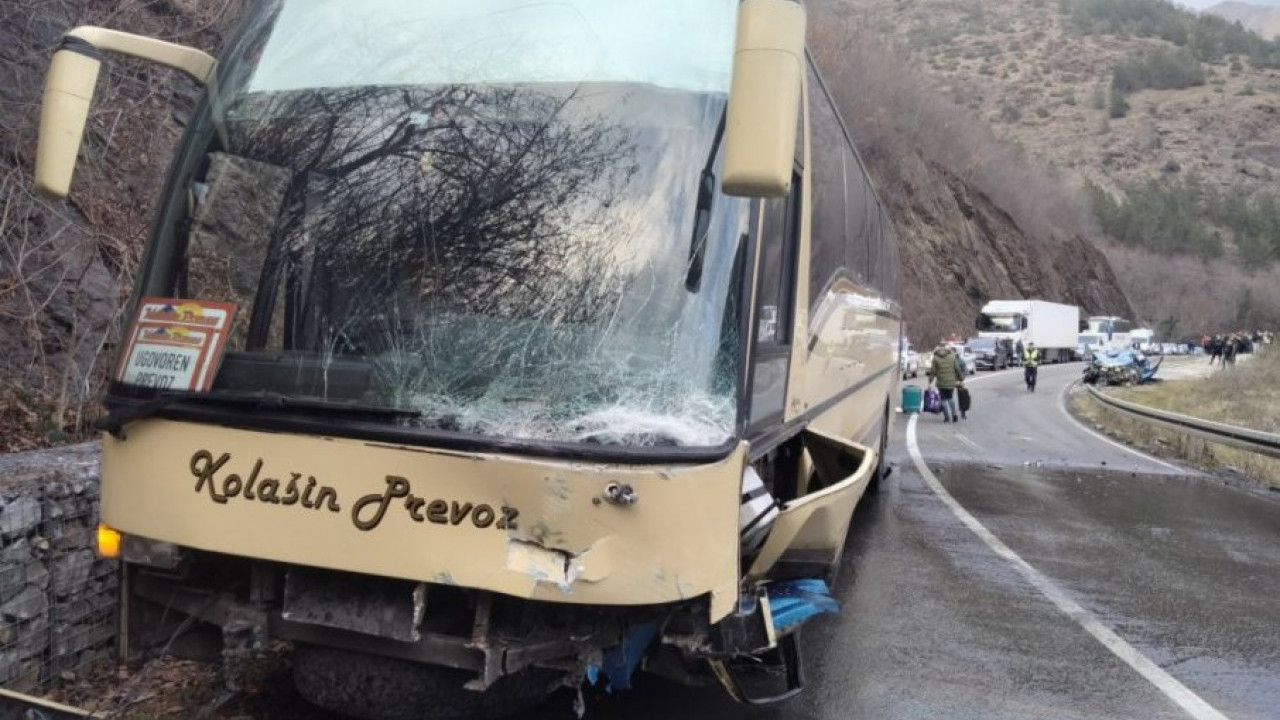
[136,3,748,449]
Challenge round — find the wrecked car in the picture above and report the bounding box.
[1083,347,1162,387]
[34,0,904,717]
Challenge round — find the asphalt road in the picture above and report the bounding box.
[524,363,1280,720]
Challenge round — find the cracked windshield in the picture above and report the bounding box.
[142,0,746,448]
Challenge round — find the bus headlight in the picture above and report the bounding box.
[96,523,121,559]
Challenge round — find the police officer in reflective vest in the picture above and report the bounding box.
[1023,342,1041,392]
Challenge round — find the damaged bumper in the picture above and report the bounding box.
[105,421,872,703]
[102,419,745,620]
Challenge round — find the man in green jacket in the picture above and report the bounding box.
[1023,342,1041,392]
[928,345,966,423]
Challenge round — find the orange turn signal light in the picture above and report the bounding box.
[97,523,122,559]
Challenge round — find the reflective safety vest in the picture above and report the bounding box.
[1023,348,1041,368]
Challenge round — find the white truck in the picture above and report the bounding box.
[976,300,1081,364]
[1130,327,1157,353]
[1085,316,1135,351]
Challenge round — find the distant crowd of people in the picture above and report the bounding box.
[1202,330,1272,366]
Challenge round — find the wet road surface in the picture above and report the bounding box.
[524,364,1280,720]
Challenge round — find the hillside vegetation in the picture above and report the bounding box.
[1064,0,1280,65]
[0,0,246,449]
[847,0,1280,336]
[1206,2,1280,41]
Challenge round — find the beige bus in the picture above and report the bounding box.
[35,0,902,716]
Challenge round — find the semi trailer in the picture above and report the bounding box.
[976,299,1080,364]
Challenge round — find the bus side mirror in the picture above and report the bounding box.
[35,27,214,199]
[35,42,102,198]
[721,0,805,198]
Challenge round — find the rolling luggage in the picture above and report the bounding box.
[902,385,923,413]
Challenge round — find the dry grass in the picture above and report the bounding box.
[1069,350,1280,488]
[1114,351,1280,429]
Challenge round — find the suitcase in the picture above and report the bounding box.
[958,386,972,413]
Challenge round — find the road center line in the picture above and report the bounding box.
[905,414,1231,720]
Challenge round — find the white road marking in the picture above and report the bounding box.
[1055,381,1185,473]
[906,415,1231,720]
[955,434,984,453]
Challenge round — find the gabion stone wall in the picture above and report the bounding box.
[0,443,115,692]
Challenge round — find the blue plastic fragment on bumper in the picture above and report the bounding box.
[767,578,839,634]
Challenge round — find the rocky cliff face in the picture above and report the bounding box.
[0,0,245,450]
[884,156,1132,347]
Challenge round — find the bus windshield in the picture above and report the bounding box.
[130,0,748,449]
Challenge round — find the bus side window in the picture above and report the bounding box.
[844,145,872,284]
[807,65,847,311]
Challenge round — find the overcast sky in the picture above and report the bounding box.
[1176,0,1280,8]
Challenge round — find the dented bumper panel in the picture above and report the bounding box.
[102,420,745,620]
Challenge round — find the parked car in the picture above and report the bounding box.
[966,336,1012,371]
[947,342,978,376]
[900,341,921,380]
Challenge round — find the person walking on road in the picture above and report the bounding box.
[928,344,966,423]
[1023,342,1041,392]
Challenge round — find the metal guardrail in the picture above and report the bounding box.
[1084,384,1280,460]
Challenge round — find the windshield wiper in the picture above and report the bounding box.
[97,389,421,438]
[686,109,728,293]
